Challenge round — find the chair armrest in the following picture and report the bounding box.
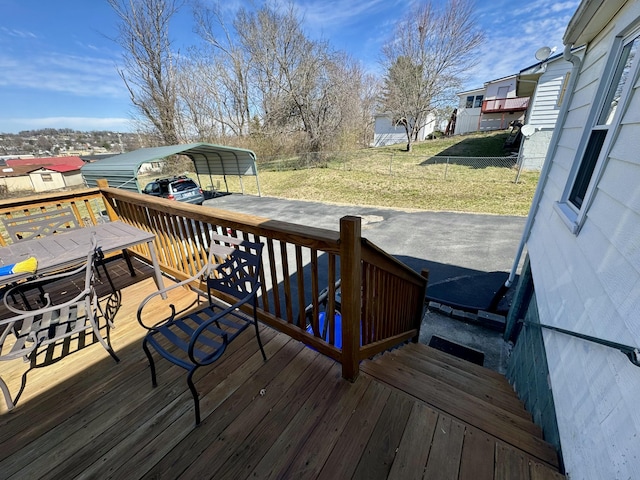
[187,286,258,366]
[136,262,221,330]
[2,260,91,314]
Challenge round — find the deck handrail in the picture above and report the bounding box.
[481,96,530,113]
[0,188,113,247]
[2,184,427,379]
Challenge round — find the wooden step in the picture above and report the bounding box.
[361,344,559,469]
[404,342,513,386]
[386,347,530,419]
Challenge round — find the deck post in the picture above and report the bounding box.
[412,269,430,343]
[96,179,120,221]
[340,215,362,381]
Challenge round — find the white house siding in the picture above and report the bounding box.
[520,57,579,170]
[29,169,66,192]
[62,172,84,187]
[518,130,552,170]
[372,114,435,147]
[454,88,484,135]
[453,108,480,135]
[484,76,517,99]
[0,175,33,193]
[528,59,575,129]
[526,3,640,478]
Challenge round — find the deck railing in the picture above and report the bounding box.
[2,184,428,379]
[481,96,530,113]
[0,188,113,246]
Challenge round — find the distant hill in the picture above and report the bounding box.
[0,128,156,158]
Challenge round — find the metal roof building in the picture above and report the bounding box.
[81,143,261,196]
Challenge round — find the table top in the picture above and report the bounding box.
[0,221,155,286]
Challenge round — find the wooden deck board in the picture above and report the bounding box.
[316,380,392,480]
[352,389,414,479]
[387,402,438,479]
[458,426,496,480]
[423,414,466,479]
[170,344,329,480]
[211,350,336,479]
[0,257,564,479]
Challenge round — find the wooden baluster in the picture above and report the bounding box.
[340,215,361,381]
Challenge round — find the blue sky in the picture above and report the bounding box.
[0,0,581,134]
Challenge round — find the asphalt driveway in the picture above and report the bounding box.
[203,194,527,312]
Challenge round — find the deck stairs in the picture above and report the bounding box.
[361,342,564,479]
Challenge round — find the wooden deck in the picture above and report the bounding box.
[0,257,564,479]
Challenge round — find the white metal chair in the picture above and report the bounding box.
[0,236,119,410]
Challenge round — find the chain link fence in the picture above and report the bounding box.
[259,151,544,183]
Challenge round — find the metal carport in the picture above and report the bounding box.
[81,143,261,196]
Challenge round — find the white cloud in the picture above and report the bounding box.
[0,26,37,39]
[295,0,392,27]
[462,0,579,90]
[0,51,124,98]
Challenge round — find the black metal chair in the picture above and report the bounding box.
[136,237,266,426]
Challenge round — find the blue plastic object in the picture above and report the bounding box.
[307,311,342,348]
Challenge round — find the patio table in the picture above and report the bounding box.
[0,221,165,295]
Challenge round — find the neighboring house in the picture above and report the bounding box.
[454,74,530,135]
[5,155,85,170]
[138,161,163,175]
[372,113,436,147]
[28,165,84,193]
[0,156,85,194]
[516,47,585,170]
[452,87,484,135]
[505,1,640,478]
[0,165,35,193]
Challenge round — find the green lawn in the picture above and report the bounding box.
[203,132,540,216]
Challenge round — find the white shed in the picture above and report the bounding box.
[372,113,435,147]
[506,1,640,478]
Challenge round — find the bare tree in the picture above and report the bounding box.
[233,3,366,152]
[190,4,252,139]
[108,0,182,145]
[357,72,382,148]
[188,2,368,154]
[381,0,484,151]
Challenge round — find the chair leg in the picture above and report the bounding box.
[253,303,267,362]
[88,318,120,363]
[0,376,15,411]
[142,339,158,387]
[187,368,201,426]
[11,367,31,409]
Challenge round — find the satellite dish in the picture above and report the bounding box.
[521,124,536,138]
[535,46,552,61]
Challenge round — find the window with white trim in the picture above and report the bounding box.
[465,95,474,108]
[557,30,640,233]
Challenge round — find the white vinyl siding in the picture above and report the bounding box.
[528,59,578,129]
[526,2,640,477]
[558,26,640,230]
